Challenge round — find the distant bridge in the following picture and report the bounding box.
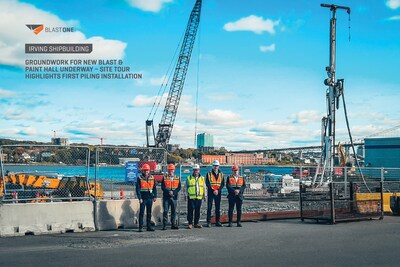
[237,124,400,154]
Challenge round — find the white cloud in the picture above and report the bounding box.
[2,108,31,120]
[260,44,276,53]
[0,88,15,97]
[129,93,168,107]
[386,0,400,9]
[126,0,173,12]
[0,0,127,67]
[387,15,400,20]
[223,15,280,35]
[18,127,37,136]
[290,110,323,125]
[198,109,254,127]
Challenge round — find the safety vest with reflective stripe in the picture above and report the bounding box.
[228,175,244,188]
[207,172,223,190]
[139,175,155,192]
[164,175,180,190]
[187,175,205,200]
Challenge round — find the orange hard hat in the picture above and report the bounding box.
[167,164,175,170]
[142,164,151,171]
[232,165,239,171]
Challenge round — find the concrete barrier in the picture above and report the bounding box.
[0,202,95,237]
[94,198,163,231]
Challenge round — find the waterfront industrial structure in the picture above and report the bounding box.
[202,153,276,165]
[364,137,400,168]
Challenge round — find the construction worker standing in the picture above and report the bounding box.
[186,164,206,229]
[205,160,224,227]
[136,163,157,232]
[226,164,246,227]
[161,164,181,230]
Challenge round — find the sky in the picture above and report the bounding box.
[0,0,399,150]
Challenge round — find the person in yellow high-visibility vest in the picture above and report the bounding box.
[186,164,206,229]
[226,164,246,227]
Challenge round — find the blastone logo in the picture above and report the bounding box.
[26,24,75,35]
[26,24,44,35]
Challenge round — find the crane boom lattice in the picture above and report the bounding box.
[146,0,202,149]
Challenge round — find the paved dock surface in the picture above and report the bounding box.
[1,217,399,267]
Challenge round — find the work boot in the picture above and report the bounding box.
[138,227,143,232]
[162,225,167,230]
[228,222,232,227]
[237,223,242,227]
[187,224,193,229]
[171,225,179,230]
[216,222,222,227]
[147,227,155,231]
[194,224,202,229]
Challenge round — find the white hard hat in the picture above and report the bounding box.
[193,164,200,170]
[212,160,220,166]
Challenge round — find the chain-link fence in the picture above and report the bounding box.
[91,146,167,200]
[0,145,168,203]
[0,145,91,202]
[1,144,400,221]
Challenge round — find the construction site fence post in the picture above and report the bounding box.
[329,182,335,224]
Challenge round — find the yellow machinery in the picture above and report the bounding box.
[355,192,400,214]
[0,173,103,198]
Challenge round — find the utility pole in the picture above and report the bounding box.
[314,4,350,186]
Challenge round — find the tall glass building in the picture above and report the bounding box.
[197,133,214,150]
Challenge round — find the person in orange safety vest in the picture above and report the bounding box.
[205,160,225,227]
[161,164,181,230]
[226,164,246,227]
[136,163,157,232]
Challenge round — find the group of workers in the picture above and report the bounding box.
[135,160,246,232]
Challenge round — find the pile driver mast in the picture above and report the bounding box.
[146,0,202,149]
[314,4,350,185]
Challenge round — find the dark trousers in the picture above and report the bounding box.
[163,198,177,226]
[228,196,243,223]
[187,199,202,225]
[207,193,221,223]
[139,198,153,228]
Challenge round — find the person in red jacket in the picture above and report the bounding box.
[136,163,157,232]
[226,164,246,227]
[161,164,181,230]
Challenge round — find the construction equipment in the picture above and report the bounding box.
[52,175,103,199]
[146,0,202,149]
[313,4,351,186]
[0,172,104,200]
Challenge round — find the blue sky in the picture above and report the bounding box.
[0,0,399,150]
